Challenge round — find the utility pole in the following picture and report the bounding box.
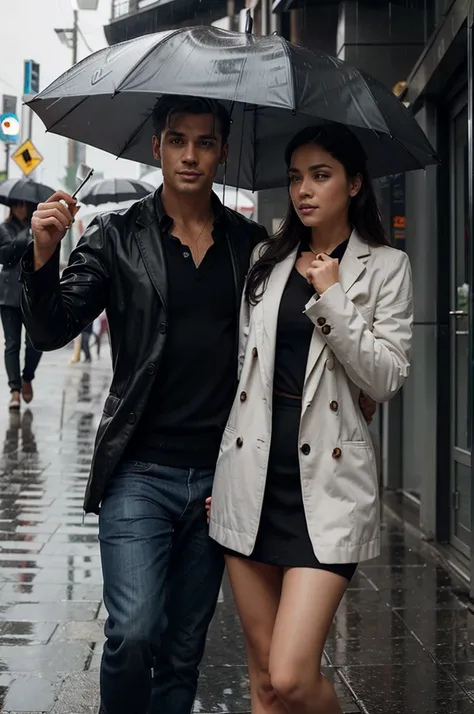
[4,144,10,180]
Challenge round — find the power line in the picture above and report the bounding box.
[0,75,20,95]
[78,25,95,54]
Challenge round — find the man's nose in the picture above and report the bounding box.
[182,143,198,164]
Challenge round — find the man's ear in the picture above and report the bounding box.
[220,143,229,165]
[152,135,161,161]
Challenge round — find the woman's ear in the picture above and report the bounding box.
[350,173,363,198]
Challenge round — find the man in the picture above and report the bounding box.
[21,95,376,714]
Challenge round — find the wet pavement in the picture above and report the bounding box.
[0,346,473,713]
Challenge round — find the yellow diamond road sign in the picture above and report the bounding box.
[12,139,43,177]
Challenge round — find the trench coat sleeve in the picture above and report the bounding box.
[305,251,412,403]
[20,217,109,352]
[0,224,31,269]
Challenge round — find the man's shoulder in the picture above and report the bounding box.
[223,206,267,241]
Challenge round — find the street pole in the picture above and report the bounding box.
[4,143,10,179]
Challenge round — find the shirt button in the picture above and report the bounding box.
[236,437,244,448]
[240,391,247,402]
[330,400,338,412]
[159,322,168,335]
[317,317,326,326]
[183,251,191,259]
[301,443,311,455]
[322,324,331,335]
[252,347,258,359]
[127,412,136,425]
[332,447,342,459]
[147,363,156,376]
[326,357,335,371]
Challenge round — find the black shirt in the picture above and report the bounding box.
[273,239,349,397]
[127,191,237,468]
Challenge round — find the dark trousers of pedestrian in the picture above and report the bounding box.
[81,323,93,362]
[0,306,42,392]
[98,461,224,714]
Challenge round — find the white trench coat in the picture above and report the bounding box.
[209,230,413,564]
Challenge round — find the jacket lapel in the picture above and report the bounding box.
[304,230,370,386]
[134,193,168,312]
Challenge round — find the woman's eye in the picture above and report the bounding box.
[289,175,301,183]
[315,173,329,180]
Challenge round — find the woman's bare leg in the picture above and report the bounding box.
[225,555,287,714]
[269,567,349,714]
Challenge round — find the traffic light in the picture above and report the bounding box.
[24,60,40,95]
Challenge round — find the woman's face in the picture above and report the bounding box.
[11,202,28,223]
[288,142,361,229]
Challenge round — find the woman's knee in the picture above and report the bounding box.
[270,666,324,707]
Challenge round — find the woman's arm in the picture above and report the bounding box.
[305,251,412,403]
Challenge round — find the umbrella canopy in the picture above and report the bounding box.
[28,26,438,190]
[81,177,155,206]
[0,178,55,207]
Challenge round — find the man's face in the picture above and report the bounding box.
[153,112,228,195]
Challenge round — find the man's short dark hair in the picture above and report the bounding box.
[152,95,231,145]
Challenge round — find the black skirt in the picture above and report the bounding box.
[224,394,357,581]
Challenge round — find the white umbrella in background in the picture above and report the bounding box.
[141,169,255,219]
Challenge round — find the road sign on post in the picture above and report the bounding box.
[23,60,40,96]
[12,139,43,176]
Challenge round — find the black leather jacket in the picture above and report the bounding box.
[0,218,31,308]
[20,191,267,513]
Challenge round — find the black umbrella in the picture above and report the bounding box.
[28,26,437,190]
[81,177,155,206]
[0,178,55,206]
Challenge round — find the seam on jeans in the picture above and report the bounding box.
[178,468,193,520]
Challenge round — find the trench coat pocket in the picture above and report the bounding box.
[103,394,121,417]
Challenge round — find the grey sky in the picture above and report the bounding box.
[0,0,140,191]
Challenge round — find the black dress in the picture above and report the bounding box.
[226,240,357,581]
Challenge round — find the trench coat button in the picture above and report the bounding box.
[240,391,247,402]
[322,324,331,335]
[147,362,156,376]
[330,400,338,412]
[317,317,326,326]
[301,443,311,456]
[252,347,258,359]
[326,357,335,371]
[236,437,244,448]
[332,447,342,459]
[127,412,136,425]
[159,322,168,335]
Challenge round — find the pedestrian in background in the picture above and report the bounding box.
[0,201,42,410]
[209,124,412,714]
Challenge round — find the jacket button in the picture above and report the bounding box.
[147,362,156,376]
[301,443,311,455]
[330,400,338,412]
[240,391,247,402]
[332,447,342,459]
[322,324,331,335]
[236,437,244,448]
[252,347,258,358]
[159,322,168,335]
[127,412,136,425]
[326,357,335,371]
[317,317,326,326]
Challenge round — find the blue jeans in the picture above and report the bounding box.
[98,461,224,714]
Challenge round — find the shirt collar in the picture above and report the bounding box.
[154,185,225,234]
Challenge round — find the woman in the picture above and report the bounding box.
[0,201,42,410]
[208,124,412,714]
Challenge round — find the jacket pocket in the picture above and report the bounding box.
[103,393,121,417]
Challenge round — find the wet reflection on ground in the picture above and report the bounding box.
[0,349,472,713]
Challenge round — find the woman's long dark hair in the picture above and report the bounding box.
[246,124,389,304]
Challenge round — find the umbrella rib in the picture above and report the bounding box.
[44,96,89,135]
[282,39,297,111]
[116,109,154,160]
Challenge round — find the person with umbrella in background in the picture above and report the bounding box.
[0,179,52,409]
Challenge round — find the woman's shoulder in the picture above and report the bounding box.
[368,242,410,272]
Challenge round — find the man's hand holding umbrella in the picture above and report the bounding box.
[31,192,79,270]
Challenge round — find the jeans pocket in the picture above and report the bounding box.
[117,460,153,475]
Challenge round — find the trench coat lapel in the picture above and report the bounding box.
[303,231,371,386]
[134,194,168,312]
